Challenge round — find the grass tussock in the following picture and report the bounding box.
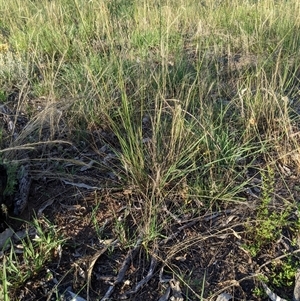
[1,0,300,299]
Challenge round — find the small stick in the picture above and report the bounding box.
[101,237,143,301]
[120,254,158,298]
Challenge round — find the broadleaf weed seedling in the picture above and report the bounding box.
[3,162,19,197]
[270,255,300,288]
[245,165,294,256]
[256,166,289,243]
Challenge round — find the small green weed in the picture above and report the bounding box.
[244,165,293,256]
[3,162,18,198]
[253,286,266,298]
[0,90,6,103]
[270,256,300,288]
[0,217,65,299]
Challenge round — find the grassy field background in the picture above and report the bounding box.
[1,0,300,300]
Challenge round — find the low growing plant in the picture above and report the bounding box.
[245,165,292,256]
[0,217,65,300]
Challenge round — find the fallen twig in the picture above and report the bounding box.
[101,237,143,301]
[62,179,104,190]
[159,220,197,245]
[86,239,119,301]
[120,252,158,299]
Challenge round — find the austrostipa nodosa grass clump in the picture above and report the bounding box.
[0,0,300,299]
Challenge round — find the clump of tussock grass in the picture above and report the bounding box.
[1,0,300,299]
[0,0,297,223]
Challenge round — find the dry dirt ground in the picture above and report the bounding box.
[1,57,300,300]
